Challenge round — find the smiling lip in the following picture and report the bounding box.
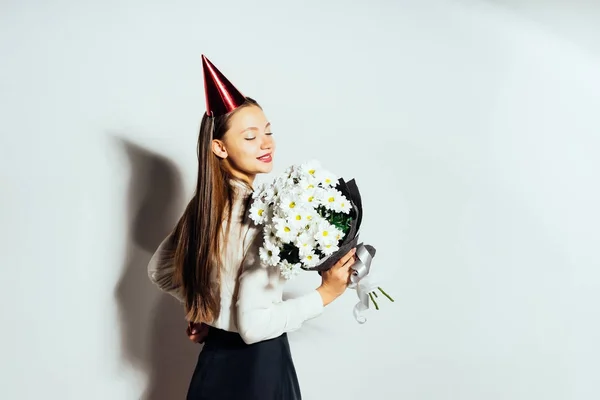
[257,153,272,163]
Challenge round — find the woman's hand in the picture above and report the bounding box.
[186,321,210,344]
[317,247,357,306]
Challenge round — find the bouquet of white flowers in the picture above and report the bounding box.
[248,160,393,322]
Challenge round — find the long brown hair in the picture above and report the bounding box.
[173,97,260,323]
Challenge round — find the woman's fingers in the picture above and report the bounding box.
[186,322,209,343]
[341,255,357,285]
[341,255,357,275]
[347,254,357,268]
[335,248,357,269]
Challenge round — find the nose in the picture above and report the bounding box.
[261,133,274,150]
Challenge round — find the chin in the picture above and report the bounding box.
[260,165,274,173]
[256,163,274,174]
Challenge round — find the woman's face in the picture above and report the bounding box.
[212,105,276,184]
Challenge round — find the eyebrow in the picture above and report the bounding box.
[240,122,271,134]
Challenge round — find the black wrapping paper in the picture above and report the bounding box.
[302,178,376,272]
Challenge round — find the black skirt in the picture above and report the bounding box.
[186,327,302,400]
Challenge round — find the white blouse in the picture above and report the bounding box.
[147,179,324,344]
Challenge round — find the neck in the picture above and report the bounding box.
[229,169,255,187]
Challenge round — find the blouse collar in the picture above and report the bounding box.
[229,178,254,195]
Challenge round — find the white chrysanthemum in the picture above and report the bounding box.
[273,217,298,243]
[259,240,281,266]
[303,213,325,234]
[271,183,282,198]
[263,225,281,247]
[303,208,319,225]
[312,187,330,207]
[283,164,295,176]
[252,182,266,200]
[290,193,312,212]
[314,168,338,188]
[287,164,303,180]
[334,229,345,243]
[279,259,302,280]
[258,186,275,204]
[296,175,319,191]
[295,231,317,255]
[274,172,295,189]
[320,241,340,256]
[300,249,320,268]
[300,160,322,179]
[294,186,318,209]
[287,208,314,230]
[271,205,288,220]
[289,184,307,199]
[271,176,291,198]
[249,200,269,224]
[314,220,340,247]
[278,194,300,216]
[320,188,344,212]
[337,195,352,214]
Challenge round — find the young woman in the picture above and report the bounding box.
[147,55,356,400]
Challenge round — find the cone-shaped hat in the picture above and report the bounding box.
[202,54,246,117]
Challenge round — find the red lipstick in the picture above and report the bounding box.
[257,153,272,163]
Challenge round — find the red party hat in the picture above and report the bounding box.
[201,54,246,117]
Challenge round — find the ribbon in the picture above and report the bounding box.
[348,243,379,324]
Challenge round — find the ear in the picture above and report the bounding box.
[211,139,228,159]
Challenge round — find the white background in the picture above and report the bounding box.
[1,0,599,399]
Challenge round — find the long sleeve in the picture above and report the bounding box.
[147,231,184,303]
[236,231,324,345]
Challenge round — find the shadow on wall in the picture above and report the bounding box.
[113,136,200,399]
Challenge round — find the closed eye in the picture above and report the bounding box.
[245,132,273,140]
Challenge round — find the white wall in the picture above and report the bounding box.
[1,0,599,399]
